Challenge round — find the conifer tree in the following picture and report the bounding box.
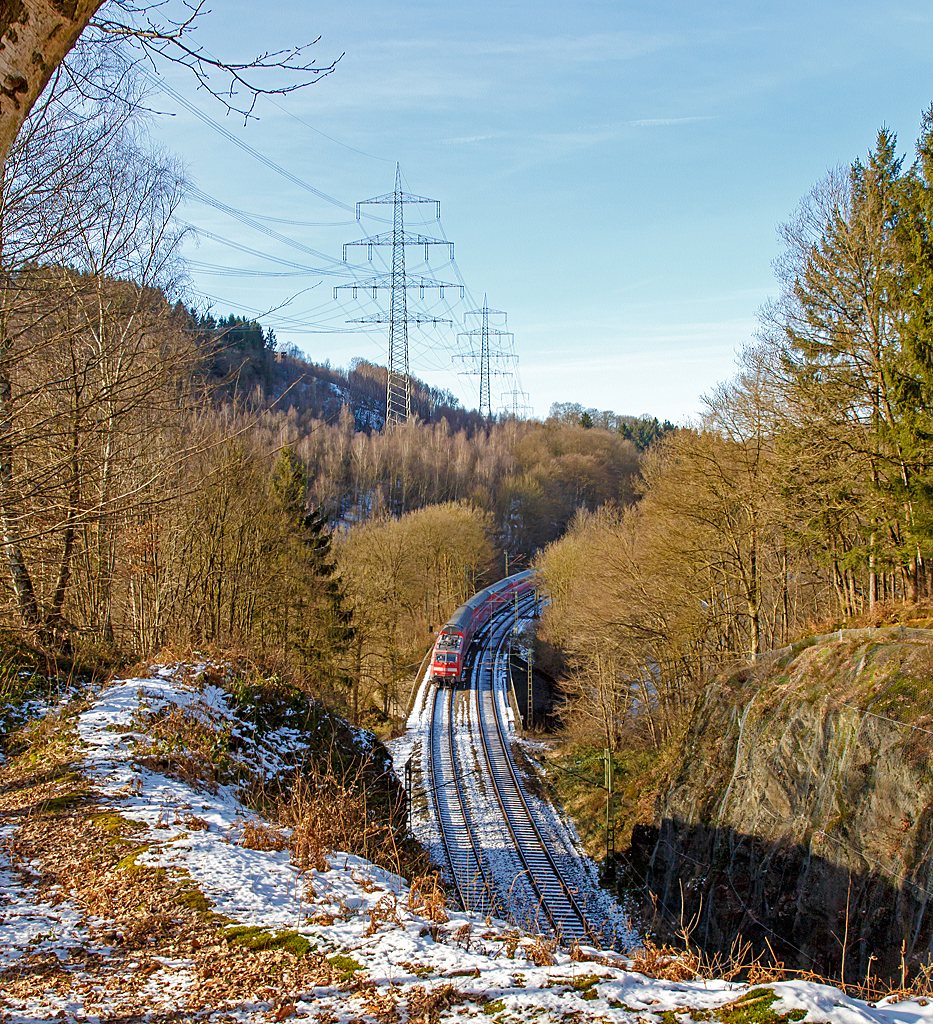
[270,445,354,700]
[777,129,926,599]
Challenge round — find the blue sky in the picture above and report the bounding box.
[145,0,933,422]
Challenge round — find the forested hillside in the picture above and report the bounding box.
[10,0,933,1010]
[537,110,933,755]
[0,42,656,729]
[190,310,481,433]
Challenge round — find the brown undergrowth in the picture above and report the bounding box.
[261,759,434,883]
[0,657,435,1019]
[570,933,933,1005]
[803,600,933,637]
[0,755,357,1019]
[123,655,434,884]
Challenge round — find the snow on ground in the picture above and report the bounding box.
[3,663,933,1022]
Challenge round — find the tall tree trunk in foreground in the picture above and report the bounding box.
[0,0,105,166]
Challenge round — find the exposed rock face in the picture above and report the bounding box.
[625,637,933,982]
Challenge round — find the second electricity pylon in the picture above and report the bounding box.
[335,165,462,426]
[455,297,516,420]
[500,386,533,419]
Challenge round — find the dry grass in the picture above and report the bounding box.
[596,932,933,1005]
[406,873,449,924]
[269,760,433,882]
[366,893,403,935]
[239,817,288,852]
[0,781,366,1020]
[526,935,558,966]
[406,983,464,1023]
[132,703,237,793]
[803,600,933,637]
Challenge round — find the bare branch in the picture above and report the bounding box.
[90,1,342,120]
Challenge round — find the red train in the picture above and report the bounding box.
[429,570,537,686]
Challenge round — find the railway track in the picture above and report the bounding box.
[427,594,592,943]
[427,684,497,917]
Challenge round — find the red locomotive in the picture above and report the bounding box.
[429,570,537,687]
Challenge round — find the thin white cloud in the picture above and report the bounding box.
[364,30,681,63]
[441,132,510,145]
[629,116,714,127]
[476,31,680,62]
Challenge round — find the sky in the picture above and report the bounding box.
[138,0,933,423]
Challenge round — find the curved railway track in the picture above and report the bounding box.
[428,594,592,943]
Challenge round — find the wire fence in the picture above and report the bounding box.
[755,623,933,663]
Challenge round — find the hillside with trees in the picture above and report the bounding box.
[537,111,933,758]
[6,0,933,1001]
[527,109,933,983]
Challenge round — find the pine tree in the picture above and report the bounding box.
[778,128,929,600]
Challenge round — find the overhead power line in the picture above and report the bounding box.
[141,68,391,221]
[186,260,317,278]
[180,223,329,273]
[188,195,355,229]
[336,165,465,425]
[187,186,344,266]
[266,95,392,164]
[456,299,517,420]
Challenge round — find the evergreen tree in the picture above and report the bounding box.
[619,417,675,451]
[270,446,354,699]
[888,107,933,551]
[777,128,930,599]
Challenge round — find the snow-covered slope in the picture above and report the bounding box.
[1,663,931,1023]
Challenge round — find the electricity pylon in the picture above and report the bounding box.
[455,297,516,420]
[500,386,533,419]
[335,165,463,426]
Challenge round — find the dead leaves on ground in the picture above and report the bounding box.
[0,774,354,1020]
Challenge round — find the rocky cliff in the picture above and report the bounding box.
[625,632,933,982]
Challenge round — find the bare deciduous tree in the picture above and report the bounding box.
[0,0,340,166]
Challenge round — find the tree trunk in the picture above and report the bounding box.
[0,0,106,166]
[0,355,38,624]
[868,532,877,611]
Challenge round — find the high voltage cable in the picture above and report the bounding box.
[187,186,344,265]
[181,223,365,277]
[188,193,355,229]
[186,260,317,278]
[165,129,514,411]
[140,79,507,397]
[191,288,364,333]
[141,68,392,221]
[266,95,391,164]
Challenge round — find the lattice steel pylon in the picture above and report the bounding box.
[455,297,516,420]
[500,386,533,419]
[335,165,462,426]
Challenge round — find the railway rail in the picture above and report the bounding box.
[427,684,497,917]
[426,587,593,944]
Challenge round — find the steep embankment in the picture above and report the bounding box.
[627,631,933,982]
